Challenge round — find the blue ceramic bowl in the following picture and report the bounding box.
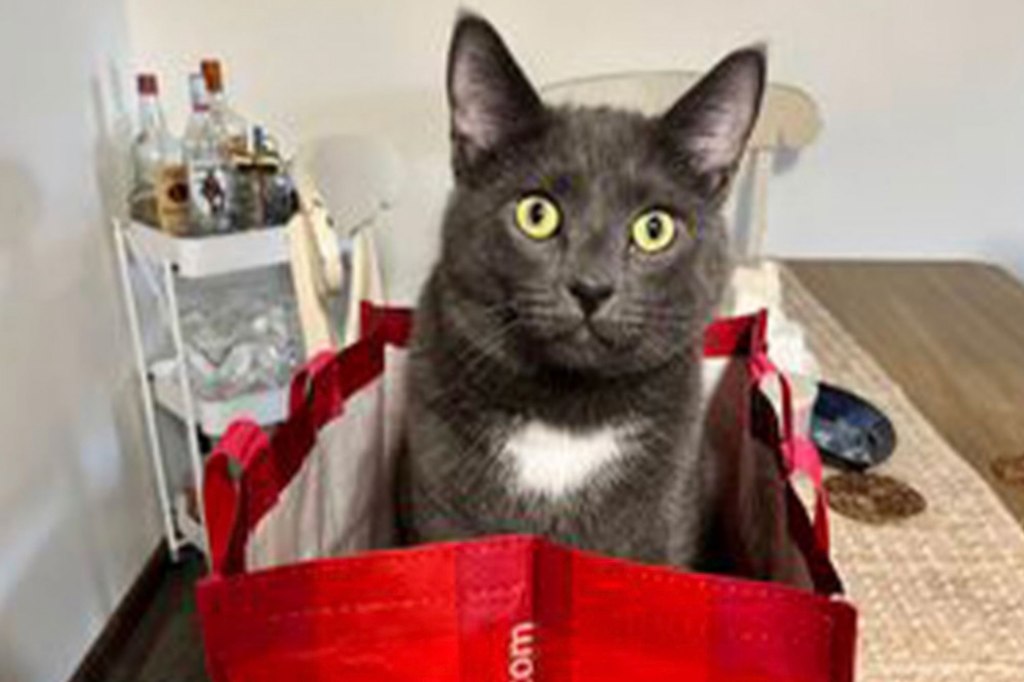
[811,383,896,471]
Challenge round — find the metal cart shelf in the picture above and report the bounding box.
[113,220,294,559]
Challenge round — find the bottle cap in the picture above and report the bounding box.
[200,59,224,94]
[137,73,159,96]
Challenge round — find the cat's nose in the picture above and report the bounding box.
[568,279,614,316]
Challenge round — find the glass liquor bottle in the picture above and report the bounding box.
[130,74,188,233]
[183,73,233,234]
[201,59,249,158]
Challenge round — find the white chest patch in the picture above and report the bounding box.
[502,421,629,498]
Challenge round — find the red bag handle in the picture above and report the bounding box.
[288,350,337,416]
[749,351,831,554]
[204,420,270,576]
[206,318,402,577]
[208,348,341,576]
[706,311,834,572]
[703,310,766,358]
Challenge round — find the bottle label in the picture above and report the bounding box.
[156,164,190,235]
[189,163,232,231]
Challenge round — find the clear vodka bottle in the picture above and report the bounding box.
[201,59,249,158]
[130,74,188,233]
[183,73,234,234]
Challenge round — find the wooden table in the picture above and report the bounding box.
[789,260,1024,525]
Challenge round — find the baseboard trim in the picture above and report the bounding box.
[68,542,170,682]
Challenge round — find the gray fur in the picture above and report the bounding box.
[397,13,766,568]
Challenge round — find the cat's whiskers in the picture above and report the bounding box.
[619,307,692,324]
[448,312,520,370]
[438,300,516,360]
[425,314,523,412]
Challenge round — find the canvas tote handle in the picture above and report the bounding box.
[287,168,344,359]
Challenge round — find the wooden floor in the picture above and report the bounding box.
[99,549,209,681]
[789,260,1024,525]
[96,260,1024,678]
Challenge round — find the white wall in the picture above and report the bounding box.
[126,0,1024,280]
[0,1,161,680]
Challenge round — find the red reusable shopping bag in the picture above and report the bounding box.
[197,305,857,681]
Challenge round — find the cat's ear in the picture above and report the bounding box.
[660,47,766,197]
[447,12,544,176]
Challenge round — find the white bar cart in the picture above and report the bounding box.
[113,134,401,562]
[113,221,297,560]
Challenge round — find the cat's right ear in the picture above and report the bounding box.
[447,12,544,177]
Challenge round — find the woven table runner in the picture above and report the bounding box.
[781,267,1024,681]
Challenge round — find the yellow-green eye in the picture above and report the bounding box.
[631,210,677,253]
[515,194,561,240]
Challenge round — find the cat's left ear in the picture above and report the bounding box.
[447,13,545,176]
[661,47,767,197]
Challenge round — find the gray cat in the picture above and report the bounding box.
[397,13,766,569]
